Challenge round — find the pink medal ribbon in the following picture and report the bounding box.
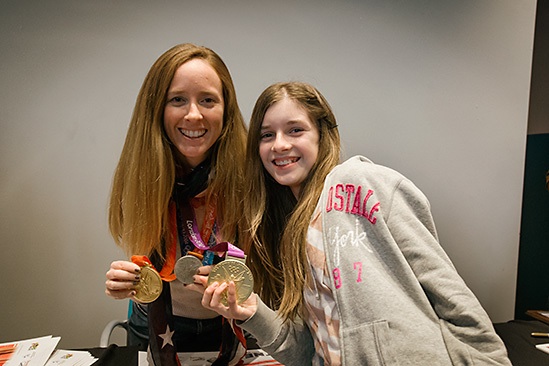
[180,198,245,262]
[184,212,211,251]
[211,241,246,259]
[180,197,216,253]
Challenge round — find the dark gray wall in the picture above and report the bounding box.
[528,0,549,135]
[515,0,549,318]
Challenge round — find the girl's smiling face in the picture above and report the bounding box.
[259,97,320,198]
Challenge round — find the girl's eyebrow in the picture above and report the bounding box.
[261,120,304,130]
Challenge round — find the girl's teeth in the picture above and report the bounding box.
[275,159,295,166]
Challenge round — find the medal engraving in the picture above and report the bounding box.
[134,264,162,303]
[174,255,202,285]
[207,259,253,305]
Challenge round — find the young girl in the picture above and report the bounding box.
[200,81,511,365]
[104,43,248,365]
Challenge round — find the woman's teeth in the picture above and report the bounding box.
[180,129,206,138]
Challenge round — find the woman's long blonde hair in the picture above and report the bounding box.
[243,82,341,321]
[109,43,247,258]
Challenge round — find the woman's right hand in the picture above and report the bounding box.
[105,260,141,300]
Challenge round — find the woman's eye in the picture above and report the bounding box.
[200,96,220,107]
[168,96,185,105]
[290,127,304,134]
[260,132,273,140]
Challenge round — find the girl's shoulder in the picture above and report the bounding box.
[328,155,406,183]
[325,156,429,208]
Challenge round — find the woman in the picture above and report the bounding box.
[104,43,247,365]
[200,82,511,365]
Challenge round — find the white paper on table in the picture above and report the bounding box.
[44,349,97,366]
[138,349,282,366]
[536,342,549,355]
[241,349,282,365]
[177,349,281,365]
[4,335,60,366]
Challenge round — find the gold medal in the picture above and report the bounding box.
[207,259,253,305]
[134,264,163,303]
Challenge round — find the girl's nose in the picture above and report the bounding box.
[272,133,291,151]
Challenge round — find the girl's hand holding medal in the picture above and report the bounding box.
[194,274,258,322]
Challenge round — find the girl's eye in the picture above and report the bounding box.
[290,127,304,134]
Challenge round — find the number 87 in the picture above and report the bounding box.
[332,262,363,289]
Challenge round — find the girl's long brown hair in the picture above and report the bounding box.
[243,82,341,321]
[109,43,247,258]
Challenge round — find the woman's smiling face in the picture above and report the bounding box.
[163,58,224,169]
[259,97,320,198]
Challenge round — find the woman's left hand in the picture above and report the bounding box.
[184,265,211,293]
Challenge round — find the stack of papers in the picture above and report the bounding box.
[176,349,282,366]
[137,348,282,365]
[0,336,97,366]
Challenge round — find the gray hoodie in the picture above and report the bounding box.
[241,156,511,365]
